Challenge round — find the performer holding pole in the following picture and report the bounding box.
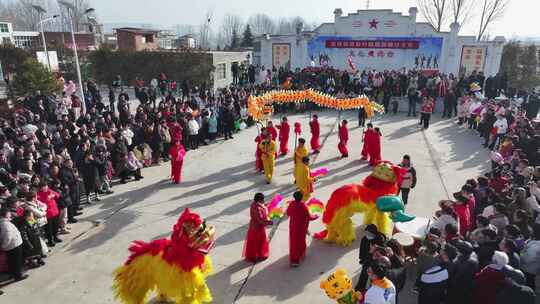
[338,119,349,158]
[277,117,290,156]
[259,133,277,184]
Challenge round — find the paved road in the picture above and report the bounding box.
[1,111,491,304]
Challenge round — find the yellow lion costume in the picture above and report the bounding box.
[320,268,362,304]
[314,162,415,246]
[113,209,215,304]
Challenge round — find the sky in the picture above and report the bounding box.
[90,0,538,39]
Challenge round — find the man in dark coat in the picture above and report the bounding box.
[447,241,479,304]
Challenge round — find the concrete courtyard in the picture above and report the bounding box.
[1,110,490,304]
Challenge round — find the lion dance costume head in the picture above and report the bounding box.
[314,161,415,246]
[113,209,216,304]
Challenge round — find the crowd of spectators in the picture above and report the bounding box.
[0,63,539,303]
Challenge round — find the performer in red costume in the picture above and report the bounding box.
[267,121,278,141]
[277,117,290,156]
[287,191,318,267]
[254,128,267,173]
[243,193,273,262]
[361,123,374,160]
[310,114,321,154]
[368,128,382,166]
[338,119,349,158]
[169,140,186,184]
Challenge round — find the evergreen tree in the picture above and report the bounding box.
[518,44,538,89]
[230,29,240,50]
[499,41,521,88]
[241,24,254,47]
[12,58,61,97]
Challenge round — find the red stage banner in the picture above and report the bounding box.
[325,40,420,50]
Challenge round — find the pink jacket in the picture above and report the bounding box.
[37,189,60,219]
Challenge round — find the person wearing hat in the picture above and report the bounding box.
[446,240,478,304]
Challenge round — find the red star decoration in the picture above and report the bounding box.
[369,19,378,29]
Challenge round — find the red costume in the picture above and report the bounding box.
[169,143,186,184]
[243,201,273,262]
[286,200,318,265]
[310,118,321,152]
[277,122,290,155]
[254,134,264,172]
[362,128,381,165]
[267,126,278,141]
[338,124,349,157]
[168,122,183,143]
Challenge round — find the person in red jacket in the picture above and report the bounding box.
[266,121,278,141]
[338,119,349,158]
[277,117,290,156]
[420,97,435,129]
[367,127,383,166]
[243,193,273,262]
[453,192,471,236]
[309,115,321,154]
[169,140,186,184]
[361,123,375,160]
[286,191,319,267]
[168,118,183,145]
[37,180,62,247]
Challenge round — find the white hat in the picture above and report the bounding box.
[492,251,509,267]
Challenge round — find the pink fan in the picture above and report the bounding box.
[310,167,329,178]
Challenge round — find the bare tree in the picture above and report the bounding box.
[477,0,508,40]
[417,0,449,32]
[450,0,475,27]
[197,10,213,50]
[276,16,306,35]
[247,14,275,35]
[219,14,243,47]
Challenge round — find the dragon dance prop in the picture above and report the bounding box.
[314,162,415,246]
[113,209,216,304]
[248,89,384,121]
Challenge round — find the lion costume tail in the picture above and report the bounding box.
[113,240,213,304]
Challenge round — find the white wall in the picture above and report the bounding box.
[211,51,252,91]
[256,7,505,76]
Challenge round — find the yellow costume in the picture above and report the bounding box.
[297,162,314,201]
[294,145,309,182]
[259,140,277,183]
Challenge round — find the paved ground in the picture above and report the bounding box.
[1,110,491,304]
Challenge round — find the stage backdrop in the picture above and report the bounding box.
[307,36,443,72]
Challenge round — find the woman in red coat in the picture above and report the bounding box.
[361,123,375,160]
[266,121,278,141]
[338,119,349,158]
[37,180,61,247]
[169,140,186,184]
[310,115,321,154]
[243,193,273,262]
[277,117,290,156]
[453,192,471,236]
[368,127,382,166]
[286,191,318,266]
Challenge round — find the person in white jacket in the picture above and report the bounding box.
[363,260,397,304]
[490,114,508,150]
[0,208,27,281]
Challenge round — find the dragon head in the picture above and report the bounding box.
[371,161,406,185]
[172,209,215,254]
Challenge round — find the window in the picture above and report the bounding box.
[145,34,154,43]
[0,24,8,33]
[2,37,11,45]
[216,63,226,80]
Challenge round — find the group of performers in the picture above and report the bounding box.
[254,115,383,185]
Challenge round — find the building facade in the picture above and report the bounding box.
[116,28,159,52]
[157,31,177,50]
[176,34,196,49]
[211,51,252,90]
[255,7,505,77]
